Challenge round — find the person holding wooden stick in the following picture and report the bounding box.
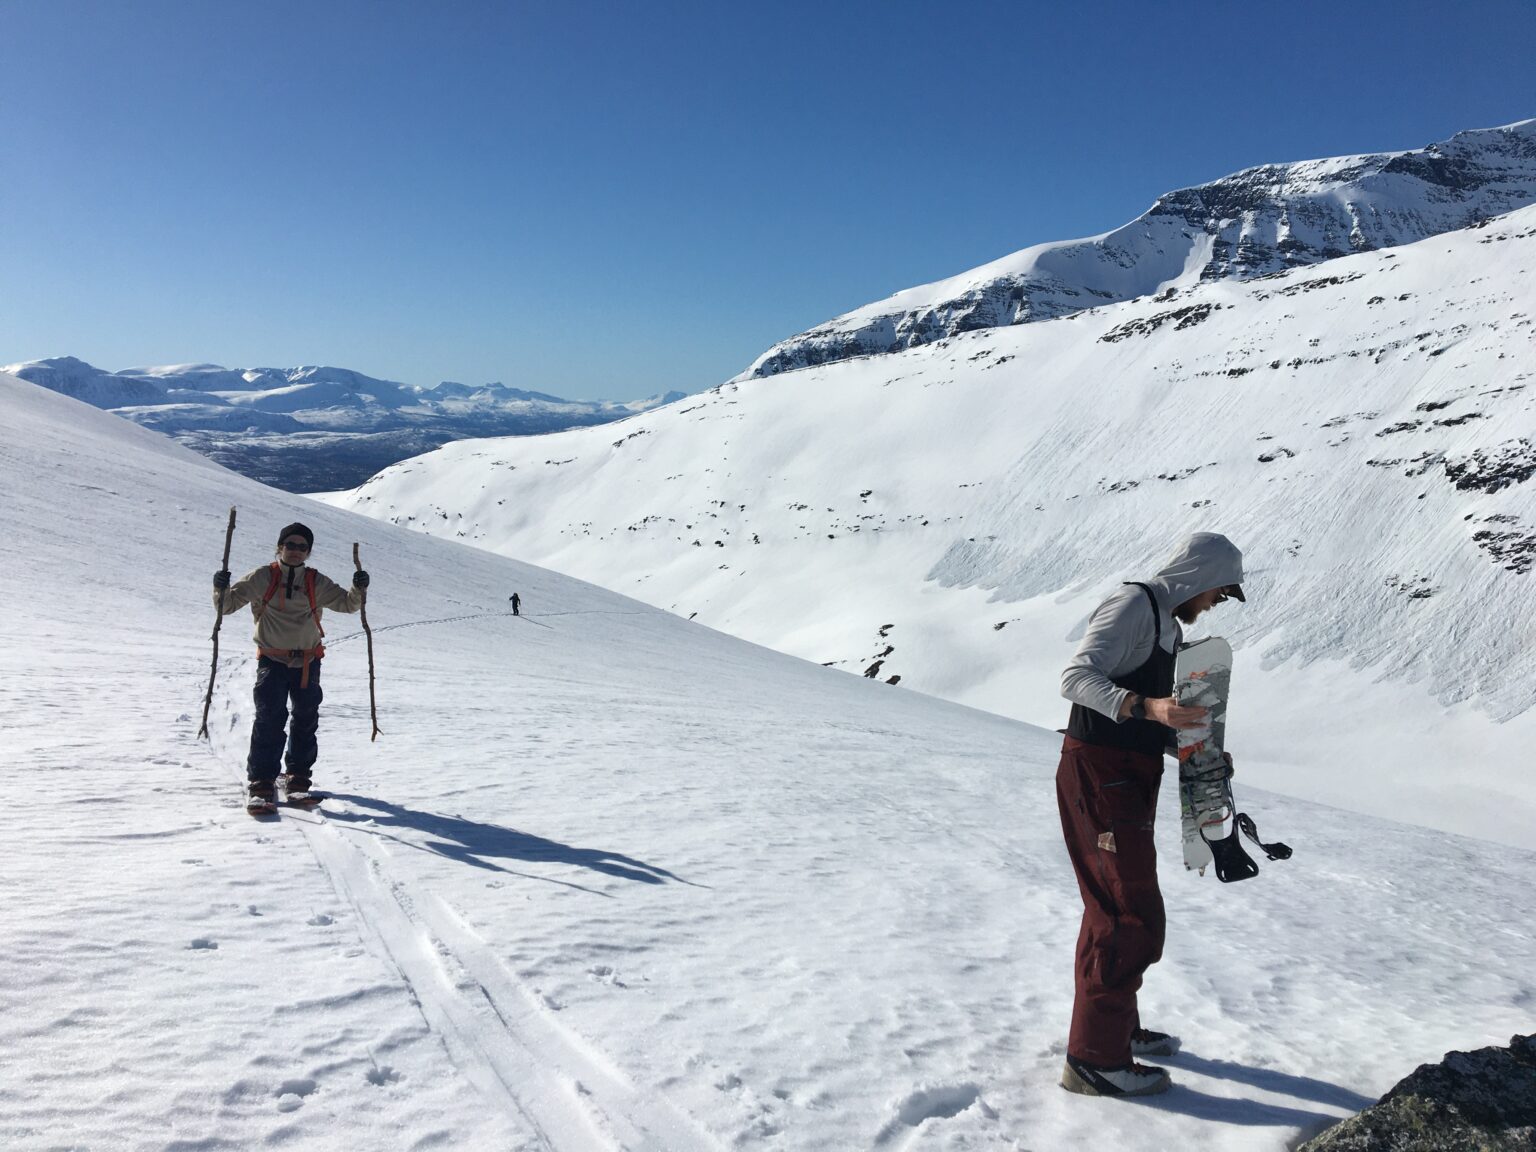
[213,521,369,815]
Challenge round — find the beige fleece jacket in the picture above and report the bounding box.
[215,561,364,666]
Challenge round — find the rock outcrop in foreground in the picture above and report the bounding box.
[1300,1034,1536,1151]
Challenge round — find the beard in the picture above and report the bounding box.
[1173,601,1200,624]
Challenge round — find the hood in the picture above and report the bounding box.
[1148,532,1245,609]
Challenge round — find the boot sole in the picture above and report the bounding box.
[1060,1061,1171,1097]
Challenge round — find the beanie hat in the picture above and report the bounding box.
[277,522,314,549]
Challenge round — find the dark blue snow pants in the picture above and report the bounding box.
[246,656,323,784]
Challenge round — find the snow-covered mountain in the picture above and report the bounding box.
[6,368,1535,1152]
[327,201,1536,848]
[1,356,686,492]
[739,119,1536,380]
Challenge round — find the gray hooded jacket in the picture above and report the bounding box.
[1061,532,1245,723]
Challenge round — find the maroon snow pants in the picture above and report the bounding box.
[1056,734,1166,1068]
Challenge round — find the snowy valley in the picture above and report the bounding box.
[328,197,1536,849]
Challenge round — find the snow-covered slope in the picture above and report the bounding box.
[7,370,1536,1150]
[7,372,1536,1151]
[0,356,687,492]
[740,119,1536,380]
[328,204,1536,848]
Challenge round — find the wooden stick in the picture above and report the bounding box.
[198,506,237,739]
[354,542,380,741]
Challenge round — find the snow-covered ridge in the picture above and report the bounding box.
[328,204,1536,847]
[1,355,686,491]
[738,119,1536,380]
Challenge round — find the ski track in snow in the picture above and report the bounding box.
[296,793,724,1152]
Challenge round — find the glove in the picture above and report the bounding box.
[214,570,232,590]
[352,570,370,589]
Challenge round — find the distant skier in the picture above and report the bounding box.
[510,592,521,616]
[1055,531,1245,1098]
[213,522,369,815]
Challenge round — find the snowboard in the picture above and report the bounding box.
[1174,637,1232,875]
[1173,636,1291,882]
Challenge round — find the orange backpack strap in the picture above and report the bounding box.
[254,562,282,621]
[304,569,325,637]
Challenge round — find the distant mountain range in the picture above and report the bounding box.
[0,356,686,491]
[738,119,1536,380]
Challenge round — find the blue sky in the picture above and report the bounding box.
[3,0,1533,400]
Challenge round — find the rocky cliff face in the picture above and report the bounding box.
[739,119,1536,380]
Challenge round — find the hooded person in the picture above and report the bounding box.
[1055,531,1245,1098]
[212,522,370,814]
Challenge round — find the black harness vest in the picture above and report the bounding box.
[1066,582,1176,757]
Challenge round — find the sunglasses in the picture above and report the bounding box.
[280,539,311,551]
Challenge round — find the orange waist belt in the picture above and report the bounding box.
[257,644,326,688]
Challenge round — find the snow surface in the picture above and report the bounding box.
[7,371,1534,1149]
[326,204,1536,851]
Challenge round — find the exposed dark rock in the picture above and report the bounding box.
[1099,303,1222,343]
[1471,513,1536,574]
[1298,1033,1536,1151]
[1443,439,1536,493]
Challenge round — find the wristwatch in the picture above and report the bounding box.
[1128,695,1147,721]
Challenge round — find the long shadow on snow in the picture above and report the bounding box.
[324,794,698,894]
[1130,1051,1374,1137]
[1166,1052,1375,1112]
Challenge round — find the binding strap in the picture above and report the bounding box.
[1192,763,1293,882]
[1235,812,1292,861]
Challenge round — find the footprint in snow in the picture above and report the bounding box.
[875,1084,991,1144]
[306,913,335,927]
[587,965,628,988]
[366,1065,400,1086]
[189,938,218,950]
[276,1078,318,1111]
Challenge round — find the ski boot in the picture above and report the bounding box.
[279,773,323,808]
[1060,1055,1172,1097]
[246,780,278,817]
[1131,1027,1181,1057]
